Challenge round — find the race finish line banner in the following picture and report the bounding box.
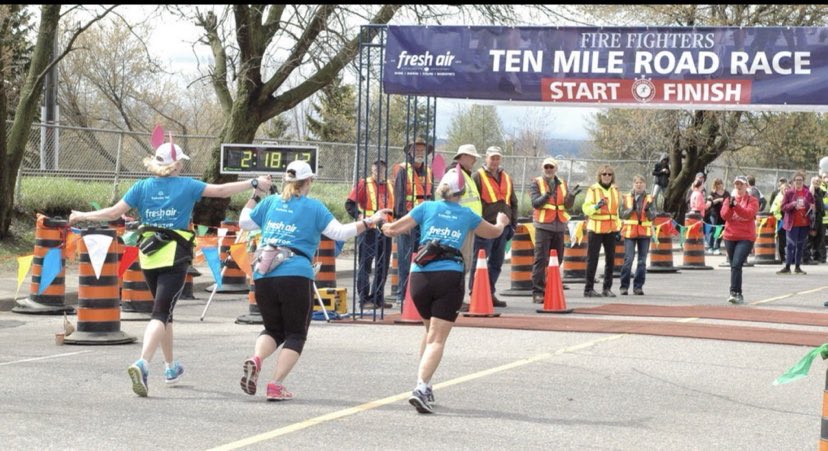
[383,25,828,111]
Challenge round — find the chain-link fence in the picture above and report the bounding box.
[12,122,814,214]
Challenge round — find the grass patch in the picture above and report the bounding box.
[0,212,38,271]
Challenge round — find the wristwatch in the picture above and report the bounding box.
[251,194,262,203]
[250,179,258,189]
[362,218,374,229]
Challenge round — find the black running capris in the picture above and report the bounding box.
[409,271,465,322]
[142,263,188,324]
[253,276,314,354]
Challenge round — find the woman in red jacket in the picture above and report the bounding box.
[720,175,760,304]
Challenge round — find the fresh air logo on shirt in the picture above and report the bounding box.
[264,220,297,238]
[143,207,178,228]
[426,226,462,240]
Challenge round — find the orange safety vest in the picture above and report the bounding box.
[585,184,620,233]
[533,177,570,223]
[395,163,432,211]
[477,167,513,206]
[621,193,653,239]
[363,177,394,216]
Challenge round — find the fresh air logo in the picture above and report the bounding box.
[395,50,457,74]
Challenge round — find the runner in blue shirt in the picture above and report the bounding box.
[381,168,509,414]
[69,142,272,397]
[238,160,390,401]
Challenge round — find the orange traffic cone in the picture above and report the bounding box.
[464,249,501,318]
[394,255,423,324]
[537,249,573,314]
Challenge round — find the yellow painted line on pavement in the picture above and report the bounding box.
[207,334,625,451]
[0,350,92,367]
[751,285,828,305]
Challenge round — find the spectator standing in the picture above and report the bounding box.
[470,146,517,308]
[805,175,825,264]
[706,178,730,255]
[619,175,655,295]
[770,179,790,263]
[529,157,579,303]
[345,159,394,309]
[393,136,434,304]
[747,175,767,212]
[720,175,760,304]
[651,153,670,210]
[582,165,621,298]
[778,172,814,275]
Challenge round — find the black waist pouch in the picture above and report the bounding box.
[414,240,463,266]
[138,232,172,256]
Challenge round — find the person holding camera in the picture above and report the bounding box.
[619,175,655,295]
[381,168,509,414]
[69,142,273,397]
[238,160,390,401]
[582,165,621,298]
[529,157,580,303]
[720,176,760,304]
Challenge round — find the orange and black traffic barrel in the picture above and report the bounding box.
[206,220,248,293]
[181,265,201,300]
[65,227,135,345]
[501,218,534,296]
[563,218,588,284]
[612,235,624,277]
[679,212,713,270]
[388,240,399,301]
[13,214,74,315]
[648,213,680,273]
[120,257,154,320]
[314,235,337,289]
[752,212,780,265]
[236,239,263,325]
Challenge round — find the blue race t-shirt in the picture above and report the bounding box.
[409,200,482,273]
[123,177,207,230]
[249,195,335,280]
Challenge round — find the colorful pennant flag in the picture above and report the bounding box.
[524,223,536,246]
[202,246,222,289]
[229,243,251,278]
[16,255,34,299]
[774,343,828,385]
[82,234,114,279]
[38,248,62,295]
[197,225,209,236]
[118,246,139,277]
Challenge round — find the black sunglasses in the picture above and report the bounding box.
[601,172,613,176]
[544,165,556,169]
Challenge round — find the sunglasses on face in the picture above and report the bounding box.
[601,173,613,176]
[544,165,556,169]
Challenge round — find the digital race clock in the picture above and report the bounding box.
[220,143,318,175]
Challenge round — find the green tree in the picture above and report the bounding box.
[262,113,294,140]
[580,4,828,217]
[446,104,504,154]
[0,5,115,239]
[306,76,356,143]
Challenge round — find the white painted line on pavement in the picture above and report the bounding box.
[207,334,626,451]
[0,350,92,367]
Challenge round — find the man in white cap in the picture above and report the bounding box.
[470,146,517,308]
[450,144,483,310]
[393,136,434,303]
[530,157,580,303]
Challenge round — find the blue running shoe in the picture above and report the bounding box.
[408,388,434,414]
[164,361,184,385]
[128,359,149,397]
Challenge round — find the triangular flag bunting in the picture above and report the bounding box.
[119,246,139,277]
[16,255,34,299]
[202,246,223,289]
[229,243,251,278]
[38,248,63,295]
[197,225,209,236]
[82,234,114,279]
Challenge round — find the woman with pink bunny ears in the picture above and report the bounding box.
[69,126,273,398]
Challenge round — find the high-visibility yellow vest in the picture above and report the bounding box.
[363,177,394,216]
[533,177,570,224]
[395,163,432,211]
[621,193,653,238]
[478,167,513,206]
[458,169,482,216]
[584,184,621,233]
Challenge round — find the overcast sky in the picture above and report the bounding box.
[131,6,596,141]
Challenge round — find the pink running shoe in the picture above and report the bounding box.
[240,356,261,395]
[266,382,294,401]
